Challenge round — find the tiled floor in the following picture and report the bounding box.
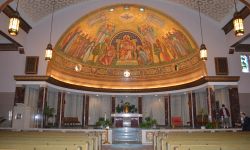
[102,144,153,150]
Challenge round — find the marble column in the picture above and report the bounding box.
[207,86,216,123]
[38,86,47,128]
[228,87,240,127]
[56,91,65,128]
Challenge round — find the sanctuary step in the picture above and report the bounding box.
[112,127,141,144]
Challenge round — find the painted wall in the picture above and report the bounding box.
[0,0,249,94]
[0,92,14,119]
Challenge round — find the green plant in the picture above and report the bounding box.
[140,117,157,128]
[96,117,112,128]
[43,106,55,117]
[116,104,122,113]
[205,122,213,129]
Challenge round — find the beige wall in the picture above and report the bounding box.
[0,92,14,119]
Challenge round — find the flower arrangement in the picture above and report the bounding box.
[116,101,137,113]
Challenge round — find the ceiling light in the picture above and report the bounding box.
[139,7,145,12]
[124,5,129,10]
[45,1,55,61]
[233,0,244,37]
[123,70,130,78]
[198,1,207,61]
[109,8,114,12]
[8,0,20,36]
[75,64,82,72]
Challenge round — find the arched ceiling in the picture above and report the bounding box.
[47,4,207,91]
[17,0,236,23]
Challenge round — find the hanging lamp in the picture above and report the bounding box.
[233,0,244,37]
[198,1,207,61]
[8,0,20,36]
[45,1,55,61]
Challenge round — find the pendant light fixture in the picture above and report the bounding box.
[8,0,20,36]
[233,0,244,37]
[198,1,207,61]
[45,1,55,61]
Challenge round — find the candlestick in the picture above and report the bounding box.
[104,112,107,121]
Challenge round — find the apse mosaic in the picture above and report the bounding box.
[47,5,207,90]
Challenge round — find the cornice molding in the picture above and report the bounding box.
[0,30,24,53]
[14,75,240,93]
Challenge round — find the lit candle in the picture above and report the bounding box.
[104,112,107,121]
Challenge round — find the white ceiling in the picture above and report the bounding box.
[14,0,238,23]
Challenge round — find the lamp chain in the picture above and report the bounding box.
[16,0,19,12]
[49,0,55,44]
[234,0,238,12]
[198,1,204,45]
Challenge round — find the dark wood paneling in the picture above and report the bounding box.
[14,75,240,93]
[138,97,142,123]
[215,57,229,75]
[2,5,32,33]
[14,86,25,104]
[56,92,62,128]
[188,93,193,127]
[85,95,89,126]
[61,92,65,127]
[82,94,86,127]
[0,43,18,51]
[229,88,240,127]
[192,93,197,127]
[222,6,250,35]
[0,31,23,53]
[169,96,172,126]
[111,96,115,123]
[164,95,170,126]
[235,44,250,52]
[25,56,39,74]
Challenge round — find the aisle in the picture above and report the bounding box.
[102,144,153,150]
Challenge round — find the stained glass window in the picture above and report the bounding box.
[240,55,249,73]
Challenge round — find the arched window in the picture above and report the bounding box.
[240,55,250,73]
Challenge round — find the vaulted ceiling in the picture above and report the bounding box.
[15,0,237,23]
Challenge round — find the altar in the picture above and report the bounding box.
[111,113,143,128]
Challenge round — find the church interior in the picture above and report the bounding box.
[0,0,250,150]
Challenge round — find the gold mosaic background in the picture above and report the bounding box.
[47,5,207,90]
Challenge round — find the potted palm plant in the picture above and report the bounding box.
[43,105,55,126]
